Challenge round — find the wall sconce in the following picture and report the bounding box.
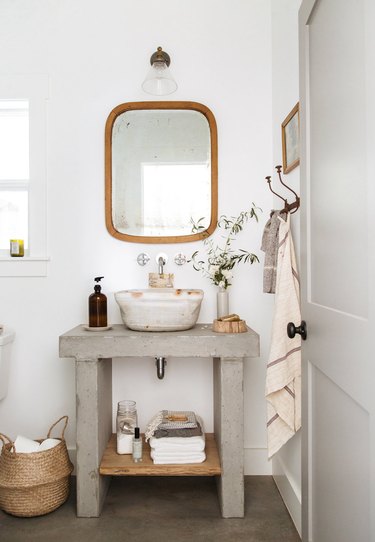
[142,46,177,96]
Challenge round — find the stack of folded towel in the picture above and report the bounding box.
[145,410,206,465]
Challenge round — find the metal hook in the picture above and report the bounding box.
[275,165,299,201]
[275,166,300,214]
[264,167,300,214]
[265,176,287,205]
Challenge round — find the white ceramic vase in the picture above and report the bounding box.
[217,287,229,319]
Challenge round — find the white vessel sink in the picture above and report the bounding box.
[114,288,204,332]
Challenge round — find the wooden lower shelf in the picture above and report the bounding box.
[99,433,221,476]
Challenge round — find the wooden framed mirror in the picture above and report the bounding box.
[105,101,218,243]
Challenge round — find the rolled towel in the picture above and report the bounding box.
[150,449,206,465]
[14,435,40,453]
[14,435,61,453]
[38,438,60,451]
[149,434,205,452]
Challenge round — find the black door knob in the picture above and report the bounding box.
[287,321,307,340]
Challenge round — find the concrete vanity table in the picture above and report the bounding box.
[59,323,259,518]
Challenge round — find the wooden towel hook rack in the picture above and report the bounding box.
[265,165,300,214]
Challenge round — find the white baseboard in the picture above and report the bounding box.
[244,446,272,475]
[272,454,302,537]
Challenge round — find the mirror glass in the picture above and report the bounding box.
[105,102,217,243]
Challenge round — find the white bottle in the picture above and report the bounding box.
[132,427,143,463]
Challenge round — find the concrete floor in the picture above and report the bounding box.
[0,476,300,542]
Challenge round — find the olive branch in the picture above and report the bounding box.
[189,203,261,289]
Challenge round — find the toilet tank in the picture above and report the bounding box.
[0,329,15,400]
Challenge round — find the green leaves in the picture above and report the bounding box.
[230,250,260,266]
[189,203,261,289]
[190,217,206,234]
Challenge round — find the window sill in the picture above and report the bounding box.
[0,257,50,277]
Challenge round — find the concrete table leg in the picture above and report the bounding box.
[213,356,244,518]
[75,358,112,517]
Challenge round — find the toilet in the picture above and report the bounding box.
[0,328,15,400]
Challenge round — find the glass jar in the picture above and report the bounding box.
[116,400,138,455]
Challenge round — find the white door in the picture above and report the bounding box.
[299,0,375,540]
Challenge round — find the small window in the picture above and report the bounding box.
[0,75,48,276]
[0,100,29,251]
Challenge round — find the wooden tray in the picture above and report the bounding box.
[212,319,247,333]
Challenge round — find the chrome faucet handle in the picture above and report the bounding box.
[137,253,150,266]
[174,253,187,266]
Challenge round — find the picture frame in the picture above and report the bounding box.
[281,102,300,174]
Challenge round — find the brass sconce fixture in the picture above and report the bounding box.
[142,46,177,96]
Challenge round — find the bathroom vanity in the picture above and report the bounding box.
[59,323,259,518]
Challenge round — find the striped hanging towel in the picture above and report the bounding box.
[265,214,301,458]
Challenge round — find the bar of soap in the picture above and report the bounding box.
[218,313,241,322]
[167,415,188,421]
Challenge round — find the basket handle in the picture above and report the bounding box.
[47,415,69,440]
[0,433,16,453]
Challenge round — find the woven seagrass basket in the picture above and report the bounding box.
[0,415,74,517]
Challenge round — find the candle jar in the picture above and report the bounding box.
[116,400,138,455]
[10,239,24,257]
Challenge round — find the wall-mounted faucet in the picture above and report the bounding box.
[156,253,168,275]
[149,253,173,288]
[158,256,166,275]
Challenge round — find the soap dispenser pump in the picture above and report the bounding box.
[89,276,107,328]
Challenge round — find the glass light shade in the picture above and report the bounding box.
[142,61,177,96]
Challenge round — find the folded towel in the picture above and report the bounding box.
[153,421,203,439]
[158,410,198,429]
[145,410,199,441]
[150,434,205,452]
[150,449,206,464]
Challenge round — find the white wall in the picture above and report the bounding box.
[271,0,302,535]
[0,0,275,473]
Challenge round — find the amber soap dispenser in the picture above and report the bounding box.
[89,276,107,328]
